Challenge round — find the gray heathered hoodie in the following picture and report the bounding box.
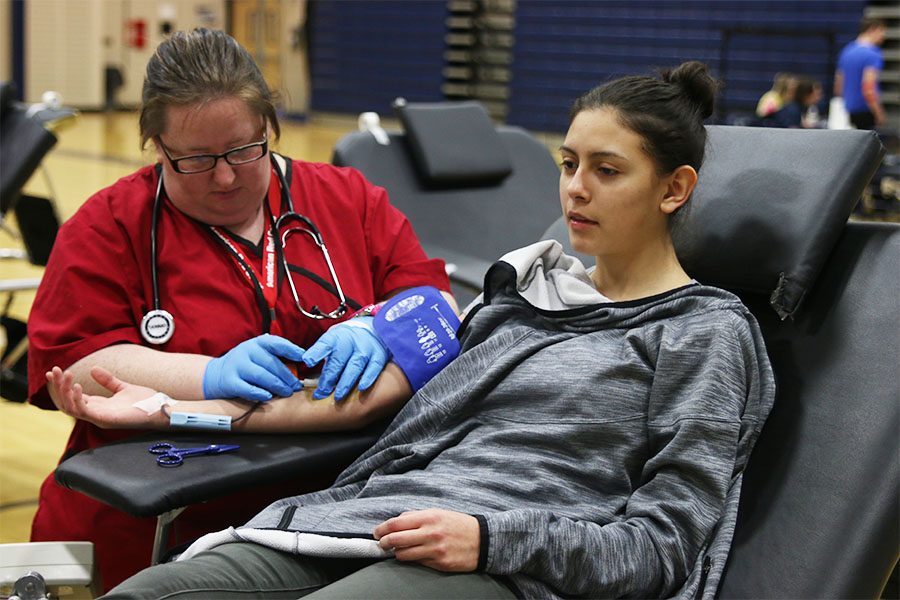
[196,241,775,599]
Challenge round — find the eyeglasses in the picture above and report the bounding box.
[158,132,268,174]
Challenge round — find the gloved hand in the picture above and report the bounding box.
[302,317,390,401]
[203,334,306,402]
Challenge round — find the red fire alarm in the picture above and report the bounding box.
[126,19,147,49]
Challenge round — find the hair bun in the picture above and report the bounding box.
[662,61,718,120]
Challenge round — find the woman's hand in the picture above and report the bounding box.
[46,366,168,429]
[373,509,480,572]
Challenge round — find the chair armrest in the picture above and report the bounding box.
[54,423,387,518]
[0,277,42,292]
[421,242,491,294]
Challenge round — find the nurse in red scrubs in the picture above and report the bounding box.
[26,28,452,592]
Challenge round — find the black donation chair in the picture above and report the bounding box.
[54,124,895,598]
[543,125,896,598]
[333,100,562,306]
[0,81,69,402]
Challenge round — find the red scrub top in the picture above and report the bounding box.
[27,156,450,591]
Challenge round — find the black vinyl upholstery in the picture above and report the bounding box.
[55,120,896,597]
[674,126,883,320]
[724,222,899,598]
[0,81,58,214]
[392,100,512,186]
[333,104,561,305]
[54,423,388,517]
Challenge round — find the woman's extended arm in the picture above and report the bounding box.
[47,361,413,433]
[63,344,211,399]
[61,290,457,402]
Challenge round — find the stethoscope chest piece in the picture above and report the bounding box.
[141,309,175,345]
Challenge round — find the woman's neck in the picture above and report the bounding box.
[226,203,267,244]
[591,238,691,302]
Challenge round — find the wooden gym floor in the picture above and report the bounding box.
[0,110,355,544]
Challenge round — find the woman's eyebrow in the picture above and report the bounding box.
[559,145,627,161]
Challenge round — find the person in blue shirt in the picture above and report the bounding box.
[834,17,887,129]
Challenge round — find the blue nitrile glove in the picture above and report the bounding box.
[203,334,306,402]
[301,317,390,401]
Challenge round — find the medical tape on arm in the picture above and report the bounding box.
[132,393,232,430]
[132,392,179,415]
[373,286,461,392]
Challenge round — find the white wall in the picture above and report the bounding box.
[115,0,226,107]
[0,0,12,83]
[26,0,106,107]
[23,0,225,109]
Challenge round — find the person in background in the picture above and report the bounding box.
[834,17,887,129]
[770,78,823,128]
[756,72,797,119]
[80,61,775,600]
[801,80,825,128]
[27,28,454,591]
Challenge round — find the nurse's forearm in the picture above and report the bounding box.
[68,344,209,400]
[167,363,412,433]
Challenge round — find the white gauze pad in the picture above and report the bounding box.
[132,392,179,415]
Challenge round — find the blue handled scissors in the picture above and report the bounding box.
[148,442,240,467]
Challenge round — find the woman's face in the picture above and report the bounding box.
[558,108,673,260]
[154,96,270,229]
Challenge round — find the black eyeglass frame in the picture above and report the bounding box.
[157,132,269,174]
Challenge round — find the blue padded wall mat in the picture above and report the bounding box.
[309,1,447,114]
[507,0,867,132]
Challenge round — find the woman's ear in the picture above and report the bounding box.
[660,165,698,214]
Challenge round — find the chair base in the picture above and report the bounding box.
[0,541,96,599]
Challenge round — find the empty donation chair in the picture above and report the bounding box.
[333,99,562,306]
[0,81,71,266]
[0,81,68,402]
[54,125,895,597]
[543,125,897,598]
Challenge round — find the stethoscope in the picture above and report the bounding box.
[140,155,350,345]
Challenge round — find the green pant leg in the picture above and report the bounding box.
[306,559,519,600]
[100,542,375,600]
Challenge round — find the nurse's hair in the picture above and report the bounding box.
[570,61,718,175]
[139,28,280,149]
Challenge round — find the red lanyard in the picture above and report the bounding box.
[209,170,283,335]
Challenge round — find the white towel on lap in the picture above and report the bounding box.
[177,526,393,561]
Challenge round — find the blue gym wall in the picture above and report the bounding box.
[308,0,447,114]
[308,0,867,132]
[508,0,868,131]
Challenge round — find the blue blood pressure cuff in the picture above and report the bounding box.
[373,286,461,392]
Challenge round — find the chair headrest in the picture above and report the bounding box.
[393,99,512,187]
[672,126,884,319]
